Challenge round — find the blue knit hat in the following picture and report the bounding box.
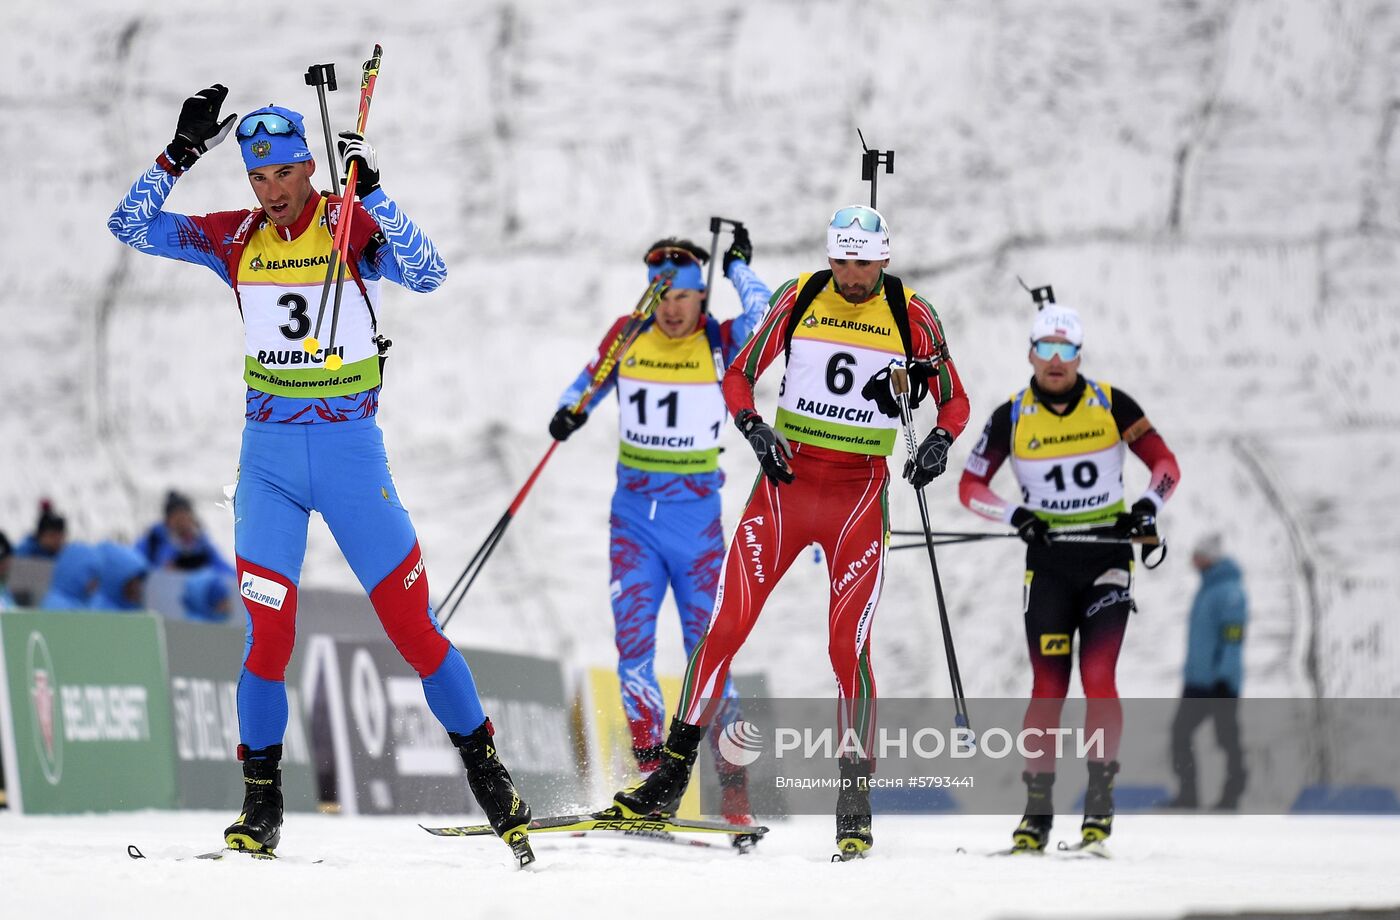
[237,105,313,171]
[647,259,705,292]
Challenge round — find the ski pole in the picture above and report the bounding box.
[887,536,1008,552]
[304,43,382,370]
[889,529,1019,541]
[890,358,972,737]
[705,216,744,299]
[438,272,675,627]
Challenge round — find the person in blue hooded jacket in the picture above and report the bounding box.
[91,542,151,612]
[1168,533,1248,809]
[40,543,101,610]
[182,568,235,623]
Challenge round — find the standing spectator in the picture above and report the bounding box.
[136,490,235,576]
[40,543,101,610]
[0,532,14,610]
[1168,533,1248,809]
[16,500,67,559]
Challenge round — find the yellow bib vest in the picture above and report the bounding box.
[237,198,382,398]
[1010,379,1127,526]
[774,273,903,456]
[615,325,726,473]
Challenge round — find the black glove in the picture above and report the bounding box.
[336,131,381,199]
[1010,507,1051,546]
[549,408,587,441]
[903,427,953,489]
[735,409,794,486]
[167,85,237,171]
[861,362,933,419]
[1113,497,1158,540]
[723,226,753,274]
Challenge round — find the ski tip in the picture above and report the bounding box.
[127,844,146,860]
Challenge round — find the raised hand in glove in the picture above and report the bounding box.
[860,361,934,419]
[723,225,753,274]
[336,131,381,199]
[549,408,587,442]
[735,409,794,486]
[1010,507,1051,546]
[903,427,953,489]
[167,85,237,171]
[1112,498,1158,540]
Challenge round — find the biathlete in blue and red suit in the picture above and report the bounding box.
[549,231,772,827]
[958,302,1180,853]
[108,85,531,859]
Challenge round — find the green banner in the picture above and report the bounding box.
[163,620,319,812]
[0,612,176,813]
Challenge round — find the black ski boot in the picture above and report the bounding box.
[833,757,874,861]
[224,744,284,856]
[613,718,706,818]
[451,720,534,865]
[1012,770,1055,853]
[1081,760,1120,844]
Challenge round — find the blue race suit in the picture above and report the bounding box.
[558,261,771,768]
[109,153,486,753]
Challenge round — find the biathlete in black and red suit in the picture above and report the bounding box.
[959,301,1180,853]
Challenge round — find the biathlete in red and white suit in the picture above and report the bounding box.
[612,205,970,856]
[108,86,531,859]
[958,301,1180,853]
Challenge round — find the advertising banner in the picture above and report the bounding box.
[304,635,578,816]
[163,620,319,811]
[0,612,176,813]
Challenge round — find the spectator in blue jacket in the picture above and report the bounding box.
[40,543,102,610]
[1168,533,1248,809]
[136,491,234,576]
[92,541,151,612]
[16,501,67,559]
[181,567,235,623]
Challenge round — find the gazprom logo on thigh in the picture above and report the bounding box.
[240,572,287,611]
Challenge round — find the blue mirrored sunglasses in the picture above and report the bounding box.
[1032,340,1081,361]
[830,206,883,232]
[236,113,304,140]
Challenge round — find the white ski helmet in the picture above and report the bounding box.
[826,205,890,260]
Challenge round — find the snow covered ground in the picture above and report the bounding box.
[2,811,1396,920]
[3,3,1400,915]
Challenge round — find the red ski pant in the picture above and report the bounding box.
[678,443,889,743]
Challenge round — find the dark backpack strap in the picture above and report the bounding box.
[784,270,834,362]
[784,270,914,361]
[882,274,913,360]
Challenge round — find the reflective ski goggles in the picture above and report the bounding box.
[644,246,704,267]
[829,205,884,232]
[1032,340,1081,361]
[237,112,305,139]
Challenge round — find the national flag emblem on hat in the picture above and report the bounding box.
[251,139,272,159]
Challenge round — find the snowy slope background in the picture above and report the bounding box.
[4,0,1400,705]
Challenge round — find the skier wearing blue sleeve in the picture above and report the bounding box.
[108,85,532,863]
[549,232,771,831]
